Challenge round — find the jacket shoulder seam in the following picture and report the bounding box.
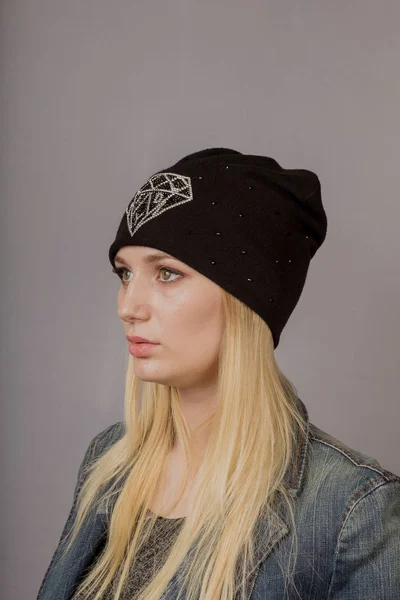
[309,433,394,481]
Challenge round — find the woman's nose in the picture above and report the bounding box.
[117,283,151,320]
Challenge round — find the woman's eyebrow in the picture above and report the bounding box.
[114,252,176,266]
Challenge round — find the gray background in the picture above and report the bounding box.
[1,1,399,598]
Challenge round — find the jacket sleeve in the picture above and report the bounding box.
[36,432,99,599]
[327,478,400,599]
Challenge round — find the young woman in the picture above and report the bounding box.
[37,148,400,600]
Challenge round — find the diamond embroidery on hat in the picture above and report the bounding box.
[126,172,193,237]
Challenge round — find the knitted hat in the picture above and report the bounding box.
[108,147,328,348]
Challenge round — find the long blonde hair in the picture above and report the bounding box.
[63,289,307,599]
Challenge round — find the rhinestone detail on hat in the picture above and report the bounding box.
[125,172,193,237]
[193,177,299,285]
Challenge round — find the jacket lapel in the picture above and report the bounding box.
[163,397,311,599]
[236,396,311,598]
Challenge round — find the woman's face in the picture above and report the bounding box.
[114,246,225,389]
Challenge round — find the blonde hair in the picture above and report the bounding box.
[63,289,307,599]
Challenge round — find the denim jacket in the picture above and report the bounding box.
[36,398,400,599]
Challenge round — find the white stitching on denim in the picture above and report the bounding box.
[309,434,387,478]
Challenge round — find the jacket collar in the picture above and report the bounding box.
[165,396,311,599]
[282,395,310,495]
[243,395,310,597]
[234,395,310,598]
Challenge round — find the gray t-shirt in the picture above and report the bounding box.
[72,511,185,599]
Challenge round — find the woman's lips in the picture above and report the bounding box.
[128,342,160,357]
[127,335,158,344]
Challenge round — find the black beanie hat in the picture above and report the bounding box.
[108,147,328,349]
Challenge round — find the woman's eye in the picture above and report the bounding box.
[112,267,131,284]
[112,266,182,285]
[158,266,181,282]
